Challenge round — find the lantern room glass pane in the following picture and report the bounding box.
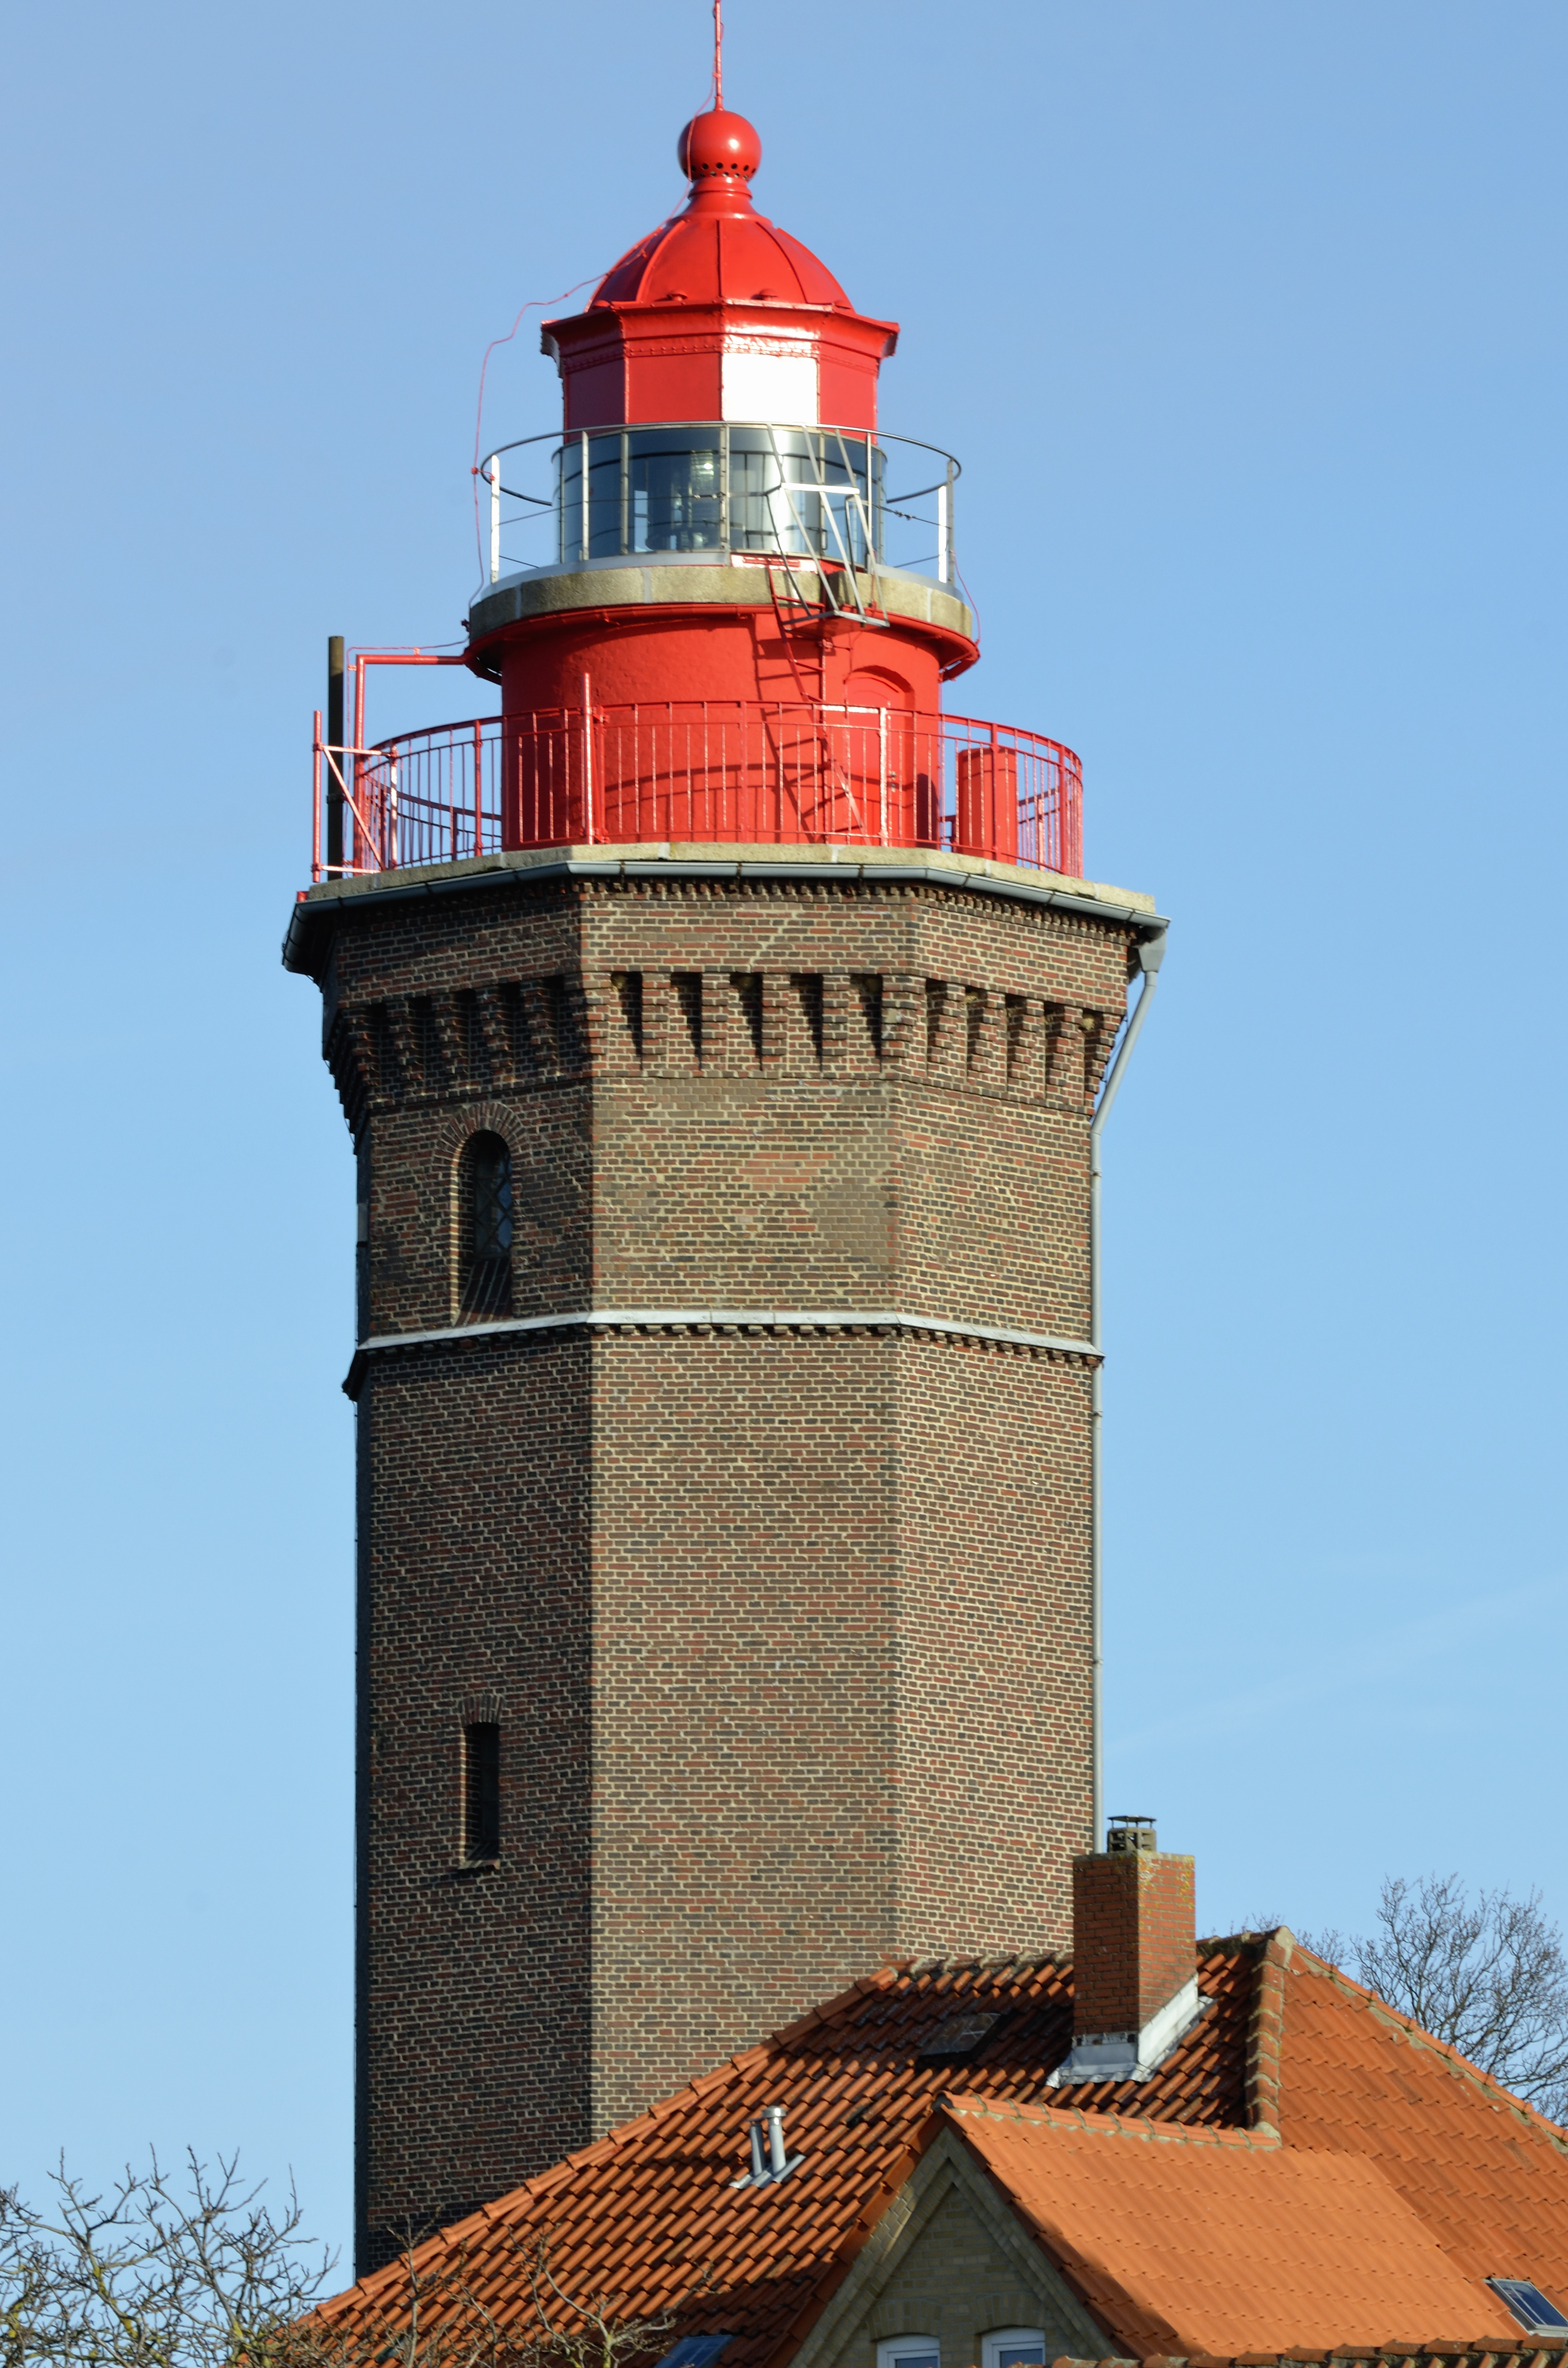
[728,426,880,565]
[629,428,723,552]
[553,425,884,565]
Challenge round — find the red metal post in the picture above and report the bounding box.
[474,720,484,858]
[312,709,323,882]
[581,671,595,845]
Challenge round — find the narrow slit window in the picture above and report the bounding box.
[459,1130,513,1319]
[462,1722,500,1864]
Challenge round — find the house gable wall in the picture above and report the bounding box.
[789,2128,1109,2368]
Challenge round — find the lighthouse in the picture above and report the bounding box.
[285,72,1165,2274]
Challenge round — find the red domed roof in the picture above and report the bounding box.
[541,106,895,434]
[592,109,853,311]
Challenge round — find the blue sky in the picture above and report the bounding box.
[2,0,1563,2279]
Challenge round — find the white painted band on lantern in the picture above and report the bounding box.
[721,342,819,422]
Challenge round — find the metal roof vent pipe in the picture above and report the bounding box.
[730,2103,806,2189]
[1050,1812,1207,2087]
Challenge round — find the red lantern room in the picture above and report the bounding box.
[310,76,1083,883]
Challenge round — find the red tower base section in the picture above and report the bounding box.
[477,590,990,857]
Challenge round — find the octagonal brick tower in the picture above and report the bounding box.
[285,99,1166,2273]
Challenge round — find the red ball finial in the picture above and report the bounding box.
[678,107,762,186]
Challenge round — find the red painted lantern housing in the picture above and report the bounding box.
[313,104,1083,883]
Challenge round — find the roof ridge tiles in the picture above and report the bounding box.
[897,1950,1064,1984]
[938,2091,1277,2149]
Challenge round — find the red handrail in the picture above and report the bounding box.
[311,698,1083,884]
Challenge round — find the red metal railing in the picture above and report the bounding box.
[311,700,1082,882]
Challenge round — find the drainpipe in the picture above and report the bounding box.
[1089,927,1167,1853]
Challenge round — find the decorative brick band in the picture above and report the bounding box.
[352,1307,1099,1360]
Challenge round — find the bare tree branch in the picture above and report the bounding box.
[1301,1873,1568,2121]
[2,2166,681,2368]
[0,2153,334,2368]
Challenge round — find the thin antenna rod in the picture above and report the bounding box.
[713,0,723,107]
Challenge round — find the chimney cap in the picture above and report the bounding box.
[1107,1814,1158,1853]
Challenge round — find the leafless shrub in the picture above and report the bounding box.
[1302,1872,1568,2121]
[0,2152,333,2368]
[302,2224,677,2368]
[0,2164,676,2368]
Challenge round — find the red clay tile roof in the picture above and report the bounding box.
[945,2093,1520,2355]
[313,1935,1568,2366]
[1274,1943,1568,2289]
[314,1949,1248,2362]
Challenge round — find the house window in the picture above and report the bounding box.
[877,2341,938,2368]
[458,1131,513,1318]
[981,2337,1046,2368]
[462,1722,500,1864]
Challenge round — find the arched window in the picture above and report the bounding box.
[877,2341,938,2368]
[458,1131,513,1318]
[981,2336,1046,2368]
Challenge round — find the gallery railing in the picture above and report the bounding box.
[311,698,1083,883]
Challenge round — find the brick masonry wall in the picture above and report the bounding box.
[316,868,1139,2265]
[1071,1850,1198,2035]
[355,1330,595,2253]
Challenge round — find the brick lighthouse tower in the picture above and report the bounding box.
[285,61,1164,2274]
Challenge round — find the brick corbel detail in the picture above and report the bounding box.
[821,971,852,1070]
[880,972,921,1068]
[384,997,419,1092]
[1041,1002,1075,1102]
[1079,1008,1113,1105]
[513,979,557,1077]
[1245,1926,1294,2132]
[431,993,466,1087]
[474,986,513,1080]
[326,1008,373,1137]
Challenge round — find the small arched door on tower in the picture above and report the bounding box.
[816,666,942,849]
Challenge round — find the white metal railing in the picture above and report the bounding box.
[474,423,960,594]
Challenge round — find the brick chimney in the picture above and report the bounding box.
[1053,1815,1201,2084]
